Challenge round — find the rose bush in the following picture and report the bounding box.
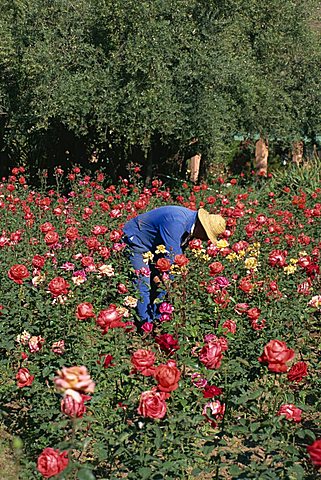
[0,165,320,479]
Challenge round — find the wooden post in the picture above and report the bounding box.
[254,138,268,176]
[292,141,304,165]
[189,154,201,183]
[145,149,153,186]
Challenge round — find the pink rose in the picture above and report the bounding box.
[54,366,95,401]
[137,388,167,419]
[76,302,95,320]
[199,343,223,369]
[61,393,91,418]
[159,302,174,314]
[234,303,250,315]
[131,349,156,376]
[202,400,225,427]
[277,404,302,422]
[16,367,34,388]
[28,335,45,353]
[141,322,154,333]
[191,373,208,389]
[37,447,69,478]
[213,276,230,288]
[51,340,65,355]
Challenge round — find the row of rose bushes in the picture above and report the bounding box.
[0,165,320,479]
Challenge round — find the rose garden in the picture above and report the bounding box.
[0,165,320,479]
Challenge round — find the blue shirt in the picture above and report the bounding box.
[123,206,197,258]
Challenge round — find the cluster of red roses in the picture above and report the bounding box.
[131,349,181,419]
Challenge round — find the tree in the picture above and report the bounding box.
[0,0,320,179]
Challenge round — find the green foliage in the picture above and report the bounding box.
[0,0,320,174]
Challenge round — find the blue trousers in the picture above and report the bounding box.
[125,243,166,323]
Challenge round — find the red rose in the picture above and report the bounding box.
[137,388,167,419]
[110,229,122,242]
[174,254,189,267]
[65,227,79,241]
[44,231,59,246]
[247,307,261,321]
[307,439,321,468]
[32,255,46,269]
[154,363,181,392]
[155,334,180,354]
[16,367,34,388]
[277,404,302,423]
[258,339,295,373]
[188,238,203,250]
[222,319,237,334]
[37,447,69,478]
[199,343,223,370]
[232,240,249,252]
[81,256,95,267]
[100,246,111,259]
[202,385,223,398]
[131,349,156,376]
[209,262,224,275]
[306,263,320,278]
[61,393,91,418]
[48,277,70,297]
[268,249,287,267]
[287,361,308,383]
[8,264,30,284]
[40,222,55,233]
[102,354,114,368]
[85,236,101,251]
[234,303,249,314]
[238,277,254,294]
[76,302,95,320]
[117,283,128,294]
[156,258,171,272]
[96,305,124,333]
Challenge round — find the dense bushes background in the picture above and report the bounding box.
[0,0,320,178]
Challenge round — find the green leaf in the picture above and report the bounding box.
[77,469,96,480]
[137,467,153,479]
[287,464,305,480]
[229,465,242,477]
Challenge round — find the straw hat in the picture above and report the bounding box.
[198,208,226,244]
